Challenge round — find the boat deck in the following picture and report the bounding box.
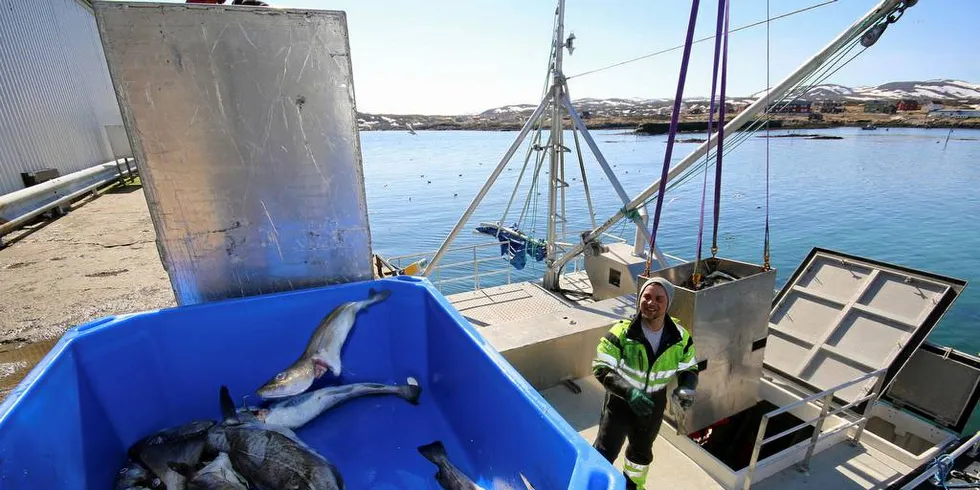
[446,270,595,327]
[447,275,917,489]
[540,376,913,490]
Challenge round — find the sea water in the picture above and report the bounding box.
[360,126,980,433]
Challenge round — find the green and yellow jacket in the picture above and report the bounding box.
[592,314,699,404]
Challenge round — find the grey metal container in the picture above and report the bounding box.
[642,257,777,435]
[93,2,373,305]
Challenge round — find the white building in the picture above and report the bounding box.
[927,109,980,119]
[0,0,124,195]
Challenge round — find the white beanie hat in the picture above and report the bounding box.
[639,276,674,309]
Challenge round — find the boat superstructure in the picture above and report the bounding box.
[381,0,980,488]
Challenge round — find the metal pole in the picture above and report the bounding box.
[423,95,551,276]
[0,169,129,238]
[546,0,566,266]
[743,415,770,490]
[0,160,128,215]
[852,373,885,445]
[549,0,904,276]
[561,93,632,206]
[571,123,596,230]
[560,132,567,242]
[799,392,835,474]
[633,206,649,257]
[500,129,543,228]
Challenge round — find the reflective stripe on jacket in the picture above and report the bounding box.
[592,315,697,395]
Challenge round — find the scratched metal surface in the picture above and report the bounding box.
[93,2,373,305]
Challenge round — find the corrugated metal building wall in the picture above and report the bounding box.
[0,0,123,196]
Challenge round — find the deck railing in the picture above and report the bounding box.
[742,368,888,489]
[381,230,633,295]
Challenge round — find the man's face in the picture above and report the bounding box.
[639,284,668,321]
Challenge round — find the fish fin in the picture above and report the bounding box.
[162,469,186,490]
[219,385,238,422]
[166,462,194,478]
[403,377,422,405]
[366,288,392,306]
[325,354,342,378]
[417,441,447,464]
[520,473,536,490]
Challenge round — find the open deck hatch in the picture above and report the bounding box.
[766,248,967,408]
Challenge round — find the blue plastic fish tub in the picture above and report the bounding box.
[0,276,622,489]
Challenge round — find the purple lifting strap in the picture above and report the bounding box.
[645,0,702,270]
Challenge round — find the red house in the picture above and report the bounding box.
[897,99,920,111]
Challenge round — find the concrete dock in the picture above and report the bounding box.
[0,183,175,397]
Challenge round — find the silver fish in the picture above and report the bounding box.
[210,386,344,490]
[168,453,249,490]
[250,377,421,429]
[128,420,215,490]
[257,288,392,399]
[418,441,484,490]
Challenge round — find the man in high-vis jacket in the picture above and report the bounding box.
[592,276,699,489]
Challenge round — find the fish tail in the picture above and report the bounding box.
[417,441,448,465]
[364,287,392,307]
[435,469,454,489]
[219,385,237,422]
[401,377,422,405]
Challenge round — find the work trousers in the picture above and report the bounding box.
[592,391,667,490]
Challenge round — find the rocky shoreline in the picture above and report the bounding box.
[357,113,980,133]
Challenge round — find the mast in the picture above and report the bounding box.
[545,0,912,284]
[424,0,647,279]
[546,0,566,266]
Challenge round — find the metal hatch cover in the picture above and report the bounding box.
[94,3,373,305]
[883,342,980,433]
[766,248,967,405]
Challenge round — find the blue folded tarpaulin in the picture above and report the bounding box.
[475,223,547,270]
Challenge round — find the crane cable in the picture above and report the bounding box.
[643,0,702,276]
[566,0,838,80]
[763,0,772,271]
[712,0,730,261]
[693,0,729,288]
[503,8,560,236]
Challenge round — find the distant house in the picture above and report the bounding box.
[715,101,750,114]
[896,99,920,111]
[769,100,811,114]
[808,112,824,121]
[728,101,750,114]
[927,101,944,111]
[814,100,845,113]
[928,109,980,119]
[864,100,897,114]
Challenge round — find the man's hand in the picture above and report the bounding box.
[628,388,655,416]
[672,387,695,410]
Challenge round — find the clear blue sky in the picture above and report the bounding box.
[123,1,979,115]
